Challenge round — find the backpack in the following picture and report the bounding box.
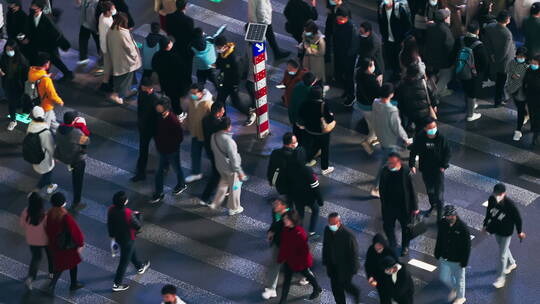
[22,129,48,164]
[455,40,482,80]
[24,75,49,108]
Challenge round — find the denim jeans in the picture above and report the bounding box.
[37,171,53,189]
[191,138,205,175]
[155,150,185,195]
[114,240,142,285]
[439,258,466,299]
[374,146,396,187]
[495,235,515,278]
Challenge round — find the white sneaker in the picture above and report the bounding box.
[46,184,58,194]
[244,112,256,126]
[261,288,277,299]
[299,277,309,285]
[323,85,330,93]
[474,102,478,109]
[198,200,208,206]
[208,203,217,210]
[7,121,17,131]
[513,131,522,141]
[448,289,457,301]
[185,174,203,183]
[504,263,517,274]
[177,112,188,122]
[493,276,505,288]
[77,59,90,66]
[523,115,530,125]
[453,298,466,304]
[109,95,124,104]
[322,166,334,175]
[370,188,380,198]
[466,113,481,122]
[305,160,317,167]
[228,206,244,216]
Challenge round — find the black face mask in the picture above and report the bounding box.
[29,8,36,16]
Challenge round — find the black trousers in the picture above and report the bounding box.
[514,97,528,131]
[382,41,401,79]
[329,273,360,304]
[266,24,284,56]
[164,91,183,115]
[334,57,355,99]
[217,84,249,115]
[114,240,142,285]
[421,169,444,219]
[78,26,99,61]
[196,68,218,88]
[494,72,508,105]
[135,131,153,176]
[279,264,320,303]
[36,48,71,76]
[380,291,414,304]
[292,124,306,147]
[304,132,330,170]
[244,81,257,111]
[201,150,220,202]
[50,266,78,288]
[382,210,410,249]
[71,160,86,205]
[27,245,53,280]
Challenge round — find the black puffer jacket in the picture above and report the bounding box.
[396,78,437,122]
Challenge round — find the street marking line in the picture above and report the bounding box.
[482,201,489,207]
[408,259,437,272]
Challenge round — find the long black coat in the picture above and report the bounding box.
[379,166,418,220]
[152,49,185,96]
[25,13,67,53]
[283,0,318,42]
[166,10,195,58]
[6,8,27,41]
[357,33,385,73]
[424,21,455,69]
[322,225,359,280]
[523,68,540,132]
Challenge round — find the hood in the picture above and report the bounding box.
[220,42,236,59]
[28,66,47,82]
[27,121,48,133]
[192,35,207,52]
[146,33,164,48]
[58,124,75,135]
[372,233,389,248]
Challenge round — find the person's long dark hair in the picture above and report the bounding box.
[26,192,46,226]
[400,35,420,68]
[2,40,23,63]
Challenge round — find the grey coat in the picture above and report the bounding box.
[211,131,244,176]
[372,98,409,149]
[483,23,515,74]
[302,31,326,81]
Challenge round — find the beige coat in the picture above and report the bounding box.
[187,89,213,141]
[302,31,326,82]
[154,0,177,15]
[105,27,142,77]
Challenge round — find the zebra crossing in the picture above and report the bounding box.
[0,0,538,303]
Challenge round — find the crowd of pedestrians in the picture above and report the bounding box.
[1,0,534,302]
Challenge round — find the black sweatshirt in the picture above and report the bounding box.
[484,196,523,237]
[434,217,471,267]
[409,131,451,172]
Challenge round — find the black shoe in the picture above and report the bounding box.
[71,202,87,211]
[112,283,129,292]
[130,174,146,182]
[308,287,322,300]
[274,51,291,60]
[401,247,409,257]
[99,83,113,92]
[150,193,164,204]
[137,261,151,274]
[172,184,187,196]
[308,232,320,240]
[343,97,354,107]
[69,282,84,291]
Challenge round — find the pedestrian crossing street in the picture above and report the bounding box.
[1,0,539,303]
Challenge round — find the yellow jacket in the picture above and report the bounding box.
[28,66,63,112]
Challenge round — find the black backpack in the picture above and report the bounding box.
[22,129,48,164]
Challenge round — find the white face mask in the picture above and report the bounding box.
[111,9,117,16]
[6,50,15,57]
[429,0,438,5]
[368,65,376,74]
[495,195,504,203]
[292,142,299,149]
[384,268,394,275]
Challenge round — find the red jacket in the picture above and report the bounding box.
[45,212,84,272]
[281,68,307,107]
[278,225,313,272]
[155,112,183,154]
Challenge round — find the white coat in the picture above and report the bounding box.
[248,0,273,24]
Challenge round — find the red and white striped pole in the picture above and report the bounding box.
[252,42,270,139]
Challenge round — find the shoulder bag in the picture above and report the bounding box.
[320,102,336,134]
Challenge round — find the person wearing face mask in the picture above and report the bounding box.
[24,0,73,81]
[332,8,359,106]
[378,153,419,256]
[356,21,384,75]
[523,3,540,60]
[131,77,160,182]
[434,205,471,304]
[324,0,349,80]
[301,20,326,83]
[279,60,307,107]
[322,213,361,304]
[483,183,525,288]
[97,1,115,81]
[412,0,447,45]
[6,0,27,44]
[505,47,530,141]
[107,191,150,292]
[377,0,412,80]
[161,284,187,304]
[289,72,318,146]
[355,57,382,154]
[377,256,415,304]
[523,54,540,146]
[45,192,85,294]
[0,40,29,131]
[364,234,398,303]
[284,0,318,43]
[267,132,306,196]
[409,118,450,219]
[185,83,213,184]
[278,210,322,303]
[248,0,290,60]
[150,97,187,204]
[424,9,455,98]
[483,10,516,107]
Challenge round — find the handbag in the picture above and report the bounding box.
[320,102,336,134]
[407,214,427,240]
[57,216,77,250]
[422,79,438,120]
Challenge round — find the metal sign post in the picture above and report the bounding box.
[245,23,270,139]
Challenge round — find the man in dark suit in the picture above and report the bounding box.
[322,212,361,304]
[357,21,384,75]
[267,132,306,196]
[24,0,73,80]
[378,256,415,304]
